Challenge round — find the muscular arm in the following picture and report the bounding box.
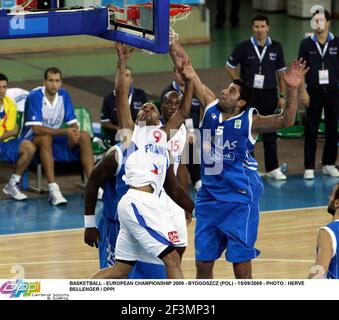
[169,40,216,109]
[85,148,118,215]
[309,229,333,279]
[163,164,194,214]
[176,163,189,192]
[115,45,134,131]
[84,148,118,248]
[252,87,298,134]
[162,77,194,137]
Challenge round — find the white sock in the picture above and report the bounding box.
[9,174,21,186]
[48,182,58,191]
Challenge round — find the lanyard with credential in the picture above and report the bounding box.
[253,44,268,75]
[315,41,329,70]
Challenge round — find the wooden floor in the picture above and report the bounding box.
[0,207,330,279]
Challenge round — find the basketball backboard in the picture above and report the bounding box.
[0,0,172,53]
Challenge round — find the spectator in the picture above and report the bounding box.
[298,10,339,180]
[100,66,147,145]
[0,73,36,200]
[161,68,202,191]
[215,0,240,29]
[21,67,95,205]
[226,15,288,180]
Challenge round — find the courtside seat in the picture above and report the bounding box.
[74,106,107,157]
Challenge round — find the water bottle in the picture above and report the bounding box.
[280,163,288,173]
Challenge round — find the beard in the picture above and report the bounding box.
[327,202,336,216]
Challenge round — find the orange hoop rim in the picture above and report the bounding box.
[126,3,191,18]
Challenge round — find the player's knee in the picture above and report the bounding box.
[233,261,252,279]
[160,247,181,268]
[175,247,186,258]
[196,261,213,276]
[20,140,37,156]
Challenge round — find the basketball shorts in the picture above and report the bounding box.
[128,190,186,279]
[115,189,183,264]
[159,190,188,247]
[195,181,262,263]
[28,134,79,162]
[97,215,120,269]
[128,262,167,279]
[52,136,80,162]
[0,138,24,162]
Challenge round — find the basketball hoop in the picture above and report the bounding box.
[121,3,191,23]
[108,3,191,54]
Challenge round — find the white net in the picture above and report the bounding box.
[143,6,191,55]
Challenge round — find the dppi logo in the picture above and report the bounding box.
[0,280,41,298]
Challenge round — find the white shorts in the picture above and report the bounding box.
[159,190,188,247]
[115,189,184,264]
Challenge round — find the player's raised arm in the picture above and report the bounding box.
[162,62,194,138]
[252,58,309,134]
[84,148,118,248]
[115,43,135,131]
[169,39,216,109]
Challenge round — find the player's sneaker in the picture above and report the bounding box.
[322,165,339,177]
[48,183,67,206]
[304,169,315,180]
[266,168,287,180]
[2,183,28,200]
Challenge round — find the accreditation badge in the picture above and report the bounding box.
[253,74,265,89]
[319,69,329,85]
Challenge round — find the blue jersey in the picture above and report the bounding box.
[101,144,130,221]
[322,220,339,279]
[21,86,77,139]
[114,143,130,201]
[199,100,261,203]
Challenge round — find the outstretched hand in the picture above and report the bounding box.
[283,58,309,88]
[115,42,134,61]
[177,58,195,81]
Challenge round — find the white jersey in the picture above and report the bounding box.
[167,123,187,175]
[123,124,169,196]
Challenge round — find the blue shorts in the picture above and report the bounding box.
[128,262,167,279]
[195,177,262,263]
[52,136,80,162]
[0,138,24,162]
[28,135,80,162]
[98,215,120,269]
